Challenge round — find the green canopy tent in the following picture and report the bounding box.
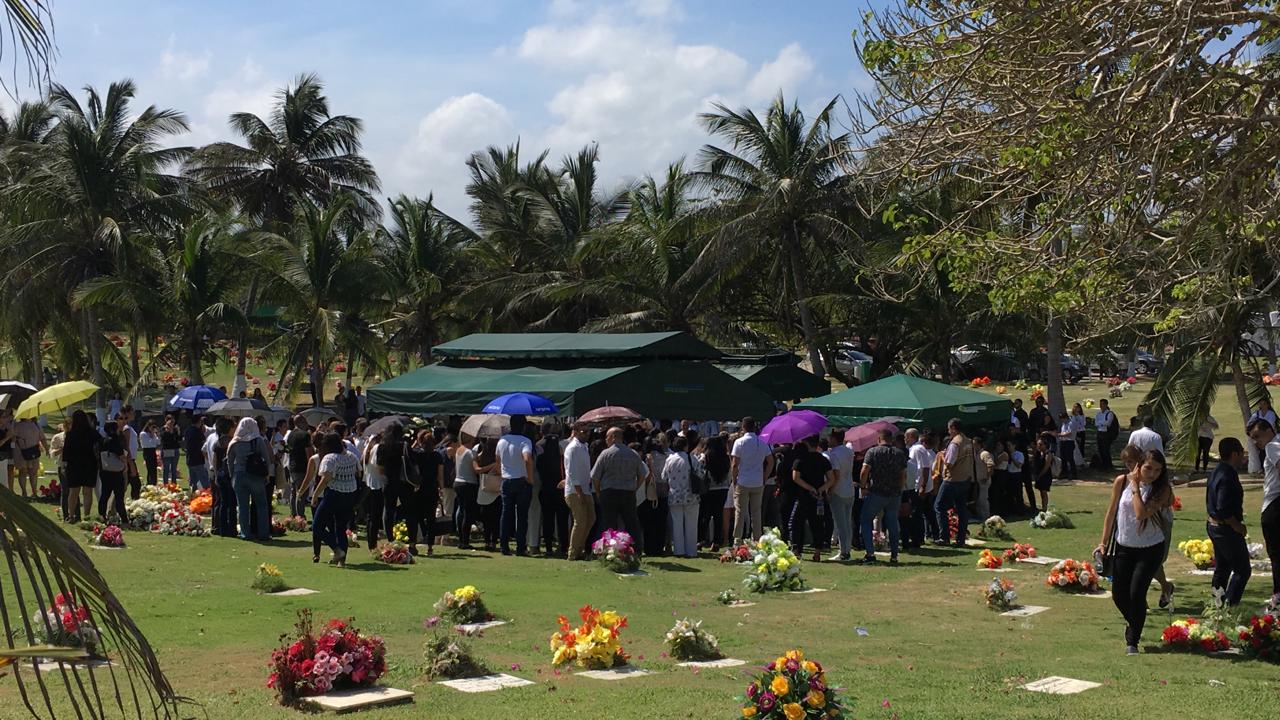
[367,361,776,420]
[714,363,830,402]
[795,374,1012,430]
[431,331,721,362]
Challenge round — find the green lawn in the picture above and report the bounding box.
[2,484,1277,720]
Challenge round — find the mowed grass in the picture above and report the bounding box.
[2,483,1278,720]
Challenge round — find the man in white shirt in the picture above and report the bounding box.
[1094,399,1119,470]
[823,430,856,560]
[495,415,535,556]
[1127,416,1164,454]
[119,406,141,499]
[562,423,595,561]
[905,429,937,546]
[1246,416,1280,610]
[730,416,774,543]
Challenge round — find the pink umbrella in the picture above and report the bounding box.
[577,405,643,425]
[843,420,901,452]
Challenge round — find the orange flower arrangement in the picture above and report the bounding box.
[189,489,213,515]
[976,549,1003,569]
[1045,558,1101,593]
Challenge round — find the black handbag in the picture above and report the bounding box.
[686,452,707,495]
[245,437,270,477]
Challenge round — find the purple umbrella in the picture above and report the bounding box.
[759,409,828,444]
[843,420,901,452]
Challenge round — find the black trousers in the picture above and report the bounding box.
[407,488,439,547]
[1021,469,1037,511]
[143,448,158,485]
[778,491,798,543]
[1262,500,1280,596]
[98,470,127,520]
[1207,523,1251,606]
[364,487,387,549]
[698,488,729,546]
[479,500,501,547]
[599,489,643,550]
[454,482,478,546]
[1111,543,1164,647]
[1196,437,1213,472]
[540,491,570,555]
[640,497,668,556]
[789,493,827,556]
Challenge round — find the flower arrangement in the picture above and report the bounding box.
[188,489,212,515]
[378,541,414,565]
[31,592,102,658]
[1178,539,1215,569]
[271,517,288,537]
[1045,559,1101,593]
[743,528,805,593]
[126,484,209,536]
[86,523,125,548]
[1030,507,1074,529]
[36,479,60,503]
[719,544,754,564]
[1161,617,1232,653]
[995,385,1008,395]
[976,515,1012,540]
[664,618,724,661]
[1172,495,1182,512]
[984,577,1018,611]
[1002,543,1038,563]
[1013,378,1030,390]
[422,616,490,679]
[716,589,742,605]
[968,376,991,388]
[267,610,387,705]
[549,605,629,669]
[284,515,310,532]
[740,649,846,719]
[976,549,1003,569]
[392,520,409,544]
[433,585,493,625]
[592,529,640,573]
[155,505,211,536]
[1030,387,1045,402]
[869,529,888,551]
[947,509,960,540]
[1237,614,1280,661]
[253,563,289,594]
[1105,376,1122,387]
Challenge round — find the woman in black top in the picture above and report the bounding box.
[374,424,406,548]
[1206,437,1251,606]
[160,415,183,484]
[62,410,100,522]
[699,434,731,550]
[98,422,129,521]
[408,429,445,555]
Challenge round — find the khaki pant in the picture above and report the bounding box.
[566,492,596,560]
[733,484,765,542]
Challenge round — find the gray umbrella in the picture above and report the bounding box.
[363,414,413,438]
[205,397,272,418]
[460,413,510,441]
[0,380,38,409]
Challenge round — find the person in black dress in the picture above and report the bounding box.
[61,410,100,523]
[408,429,444,555]
[98,422,128,521]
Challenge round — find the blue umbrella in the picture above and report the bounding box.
[168,384,227,412]
[481,392,559,416]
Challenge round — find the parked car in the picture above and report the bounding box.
[1089,349,1164,377]
[957,348,1024,381]
[1025,354,1086,385]
[833,344,874,381]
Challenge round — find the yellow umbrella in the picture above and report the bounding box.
[13,381,99,419]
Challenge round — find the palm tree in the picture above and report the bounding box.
[3,79,190,410]
[1,0,54,95]
[73,212,249,385]
[692,93,855,375]
[375,194,467,362]
[257,194,387,406]
[185,73,381,393]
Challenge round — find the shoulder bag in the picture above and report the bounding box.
[245,437,271,477]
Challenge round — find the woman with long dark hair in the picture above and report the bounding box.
[61,410,99,523]
[698,434,731,550]
[311,432,361,567]
[1102,448,1173,654]
[409,429,445,555]
[374,423,406,548]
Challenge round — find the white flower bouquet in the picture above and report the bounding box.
[742,528,805,593]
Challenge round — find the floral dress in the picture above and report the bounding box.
[663,452,701,507]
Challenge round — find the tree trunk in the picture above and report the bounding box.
[85,312,106,421]
[312,345,326,407]
[29,332,43,389]
[1045,315,1066,417]
[785,227,825,377]
[1233,359,1261,474]
[128,326,141,386]
[232,278,259,397]
[188,329,204,385]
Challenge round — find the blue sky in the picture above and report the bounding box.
[17,0,880,218]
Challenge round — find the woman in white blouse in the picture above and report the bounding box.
[663,435,701,559]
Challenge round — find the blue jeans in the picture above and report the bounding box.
[860,492,900,557]
[314,488,357,554]
[828,493,856,558]
[233,469,270,540]
[500,477,532,554]
[213,474,236,536]
[187,464,209,492]
[161,452,180,484]
[934,481,971,545]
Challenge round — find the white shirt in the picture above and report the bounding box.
[908,443,936,493]
[1069,414,1086,433]
[108,398,122,420]
[363,442,385,490]
[1094,409,1116,434]
[1264,439,1280,513]
[139,430,159,449]
[202,432,220,465]
[496,433,533,479]
[1198,416,1218,440]
[563,437,592,496]
[1127,426,1164,454]
[730,432,771,488]
[824,444,856,498]
[124,425,139,456]
[1009,411,1021,428]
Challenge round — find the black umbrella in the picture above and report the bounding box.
[0,381,38,409]
[364,415,413,438]
[205,397,272,418]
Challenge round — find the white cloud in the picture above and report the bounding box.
[746,43,816,103]
[392,93,515,216]
[630,0,682,21]
[159,42,211,82]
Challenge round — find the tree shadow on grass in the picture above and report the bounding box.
[647,561,700,573]
[343,562,413,572]
[263,538,314,549]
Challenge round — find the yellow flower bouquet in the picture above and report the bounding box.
[1177,539,1215,570]
[739,649,847,719]
[550,605,629,669]
[433,584,494,625]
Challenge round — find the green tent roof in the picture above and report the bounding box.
[795,374,1012,429]
[367,361,776,420]
[714,363,831,402]
[431,332,721,362]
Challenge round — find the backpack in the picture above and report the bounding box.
[244,437,270,477]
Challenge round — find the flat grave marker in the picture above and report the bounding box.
[438,674,534,693]
[677,658,747,668]
[1001,605,1050,618]
[579,666,650,680]
[1020,676,1101,695]
[305,686,414,713]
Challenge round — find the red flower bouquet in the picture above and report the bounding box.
[719,544,753,564]
[1237,614,1280,661]
[1003,543,1038,563]
[1161,617,1231,653]
[267,610,387,705]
